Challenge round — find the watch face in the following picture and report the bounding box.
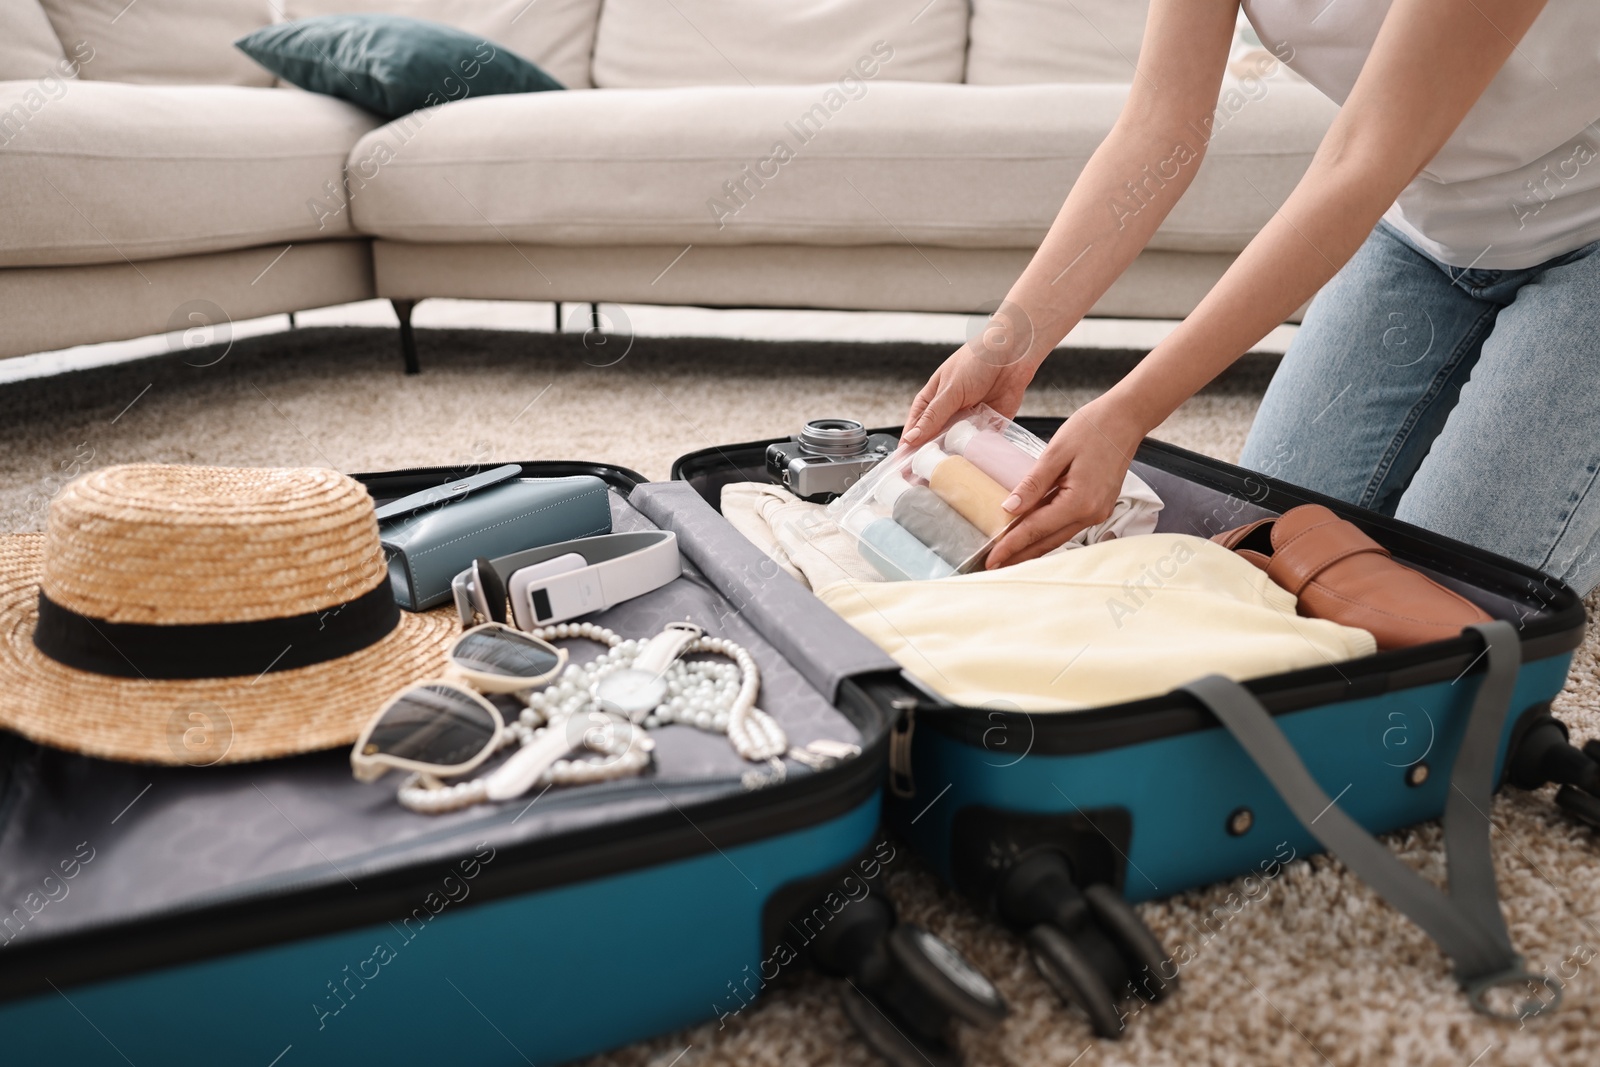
[594,669,667,718]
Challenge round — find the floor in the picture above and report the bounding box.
[0,321,1594,1067]
[0,299,1299,385]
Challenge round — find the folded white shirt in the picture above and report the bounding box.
[721,469,1164,591]
[721,481,884,590]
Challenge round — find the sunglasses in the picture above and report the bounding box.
[446,622,567,692]
[351,623,567,783]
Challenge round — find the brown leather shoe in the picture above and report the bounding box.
[1212,504,1492,650]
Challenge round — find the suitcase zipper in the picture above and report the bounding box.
[889,697,917,798]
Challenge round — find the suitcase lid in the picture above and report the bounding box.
[0,460,905,1001]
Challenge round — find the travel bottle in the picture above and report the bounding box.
[943,420,1036,491]
[876,474,990,570]
[841,509,956,582]
[910,444,1013,538]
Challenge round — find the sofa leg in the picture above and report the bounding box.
[392,299,420,375]
[590,302,602,332]
[554,301,563,333]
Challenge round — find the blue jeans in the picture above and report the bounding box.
[1239,221,1600,596]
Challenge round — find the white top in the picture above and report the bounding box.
[874,473,914,509]
[1242,0,1600,269]
[910,443,950,483]
[942,420,980,455]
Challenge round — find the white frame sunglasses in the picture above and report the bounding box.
[350,623,568,783]
[444,622,568,692]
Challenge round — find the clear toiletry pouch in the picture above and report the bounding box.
[825,405,1047,580]
[380,474,613,610]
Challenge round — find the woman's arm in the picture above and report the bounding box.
[988,0,1552,566]
[979,0,1243,370]
[901,0,1239,445]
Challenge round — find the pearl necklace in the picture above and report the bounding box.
[398,621,787,814]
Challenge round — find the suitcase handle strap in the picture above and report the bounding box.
[1180,621,1561,1021]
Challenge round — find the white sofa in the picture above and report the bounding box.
[0,0,1337,364]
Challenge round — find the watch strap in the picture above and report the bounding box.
[633,622,704,675]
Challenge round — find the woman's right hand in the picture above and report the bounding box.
[902,306,1041,447]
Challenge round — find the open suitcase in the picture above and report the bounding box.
[0,460,1010,1067]
[674,417,1600,1033]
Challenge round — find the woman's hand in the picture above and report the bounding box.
[902,305,1040,448]
[984,395,1149,568]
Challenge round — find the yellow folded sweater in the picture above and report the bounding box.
[816,533,1377,711]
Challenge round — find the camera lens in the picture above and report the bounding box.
[798,419,869,457]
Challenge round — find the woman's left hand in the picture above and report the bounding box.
[985,395,1148,569]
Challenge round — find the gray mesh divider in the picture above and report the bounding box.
[629,482,899,702]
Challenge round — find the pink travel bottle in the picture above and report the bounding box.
[943,420,1035,491]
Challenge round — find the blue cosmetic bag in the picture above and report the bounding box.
[0,460,1005,1067]
[673,419,1595,1035]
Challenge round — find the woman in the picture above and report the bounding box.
[903,0,1600,595]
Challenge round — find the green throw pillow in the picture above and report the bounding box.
[235,15,564,120]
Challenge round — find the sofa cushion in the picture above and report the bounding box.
[237,15,565,120]
[591,0,966,87]
[283,0,603,90]
[38,0,276,86]
[0,81,381,267]
[348,77,1336,254]
[966,0,1147,84]
[1,241,375,361]
[0,0,71,82]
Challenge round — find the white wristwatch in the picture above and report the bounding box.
[594,622,704,721]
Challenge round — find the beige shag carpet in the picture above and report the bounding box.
[1,326,1595,1067]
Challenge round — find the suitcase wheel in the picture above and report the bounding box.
[838,981,961,1067]
[812,895,1007,1066]
[998,850,1177,1036]
[1508,717,1600,833]
[886,924,1009,1028]
[1083,884,1177,1003]
[1026,925,1125,1038]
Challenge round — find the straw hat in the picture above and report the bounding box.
[0,464,459,765]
